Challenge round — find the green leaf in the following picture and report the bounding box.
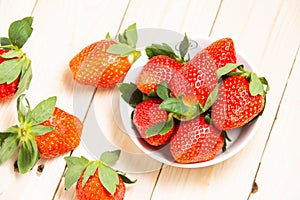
[64,156,89,190]
[159,97,189,115]
[17,94,30,123]
[107,43,135,57]
[118,82,144,107]
[249,73,264,96]
[203,84,219,111]
[0,59,23,84]
[146,113,173,137]
[0,133,19,165]
[98,164,119,195]
[5,125,20,134]
[145,43,177,60]
[30,96,57,125]
[124,23,138,48]
[82,162,98,186]
[0,37,12,46]
[9,16,33,48]
[179,33,189,59]
[0,50,22,59]
[156,81,170,100]
[259,76,270,93]
[117,171,137,184]
[217,63,243,78]
[31,125,53,136]
[17,136,38,173]
[100,150,121,165]
[221,130,231,152]
[15,60,32,96]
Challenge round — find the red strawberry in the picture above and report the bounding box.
[69,24,141,88]
[0,51,20,100]
[170,115,224,163]
[204,37,237,69]
[212,75,266,130]
[0,17,33,101]
[0,95,82,173]
[169,50,219,107]
[35,107,83,158]
[76,169,125,200]
[64,151,136,200]
[137,55,182,94]
[133,99,174,146]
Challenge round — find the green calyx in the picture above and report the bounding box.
[217,63,270,96]
[0,95,56,173]
[0,16,34,96]
[64,150,136,195]
[106,23,141,63]
[145,33,190,64]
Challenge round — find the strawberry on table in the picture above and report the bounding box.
[64,150,136,200]
[0,17,34,101]
[212,64,269,130]
[69,23,141,88]
[0,95,83,173]
[170,115,224,163]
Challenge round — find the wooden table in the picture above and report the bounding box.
[0,0,299,199]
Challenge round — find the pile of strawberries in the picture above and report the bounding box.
[119,36,269,164]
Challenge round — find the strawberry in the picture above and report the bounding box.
[136,55,182,94]
[212,64,269,130]
[169,50,219,107]
[64,150,136,200]
[0,95,83,173]
[69,23,141,88]
[135,35,190,94]
[170,115,224,163]
[0,17,33,101]
[132,99,174,146]
[204,37,237,70]
[35,107,83,158]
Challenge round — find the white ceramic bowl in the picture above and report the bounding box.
[119,33,260,168]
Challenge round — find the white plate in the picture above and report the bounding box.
[119,33,260,168]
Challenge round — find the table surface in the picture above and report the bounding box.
[0,0,300,200]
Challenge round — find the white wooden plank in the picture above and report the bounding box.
[151,0,300,199]
[249,47,300,199]
[0,0,130,199]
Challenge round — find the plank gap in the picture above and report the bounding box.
[247,44,300,199]
[116,0,132,35]
[208,0,224,36]
[30,0,39,16]
[149,164,164,200]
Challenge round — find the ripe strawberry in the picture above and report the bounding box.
[169,50,219,107]
[64,151,136,200]
[212,64,269,130]
[204,37,237,69]
[0,95,83,173]
[170,115,224,163]
[212,75,265,130]
[136,55,182,94]
[69,23,141,88]
[76,169,125,200]
[0,17,33,101]
[35,107,83,158]
[133,99,174,146]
